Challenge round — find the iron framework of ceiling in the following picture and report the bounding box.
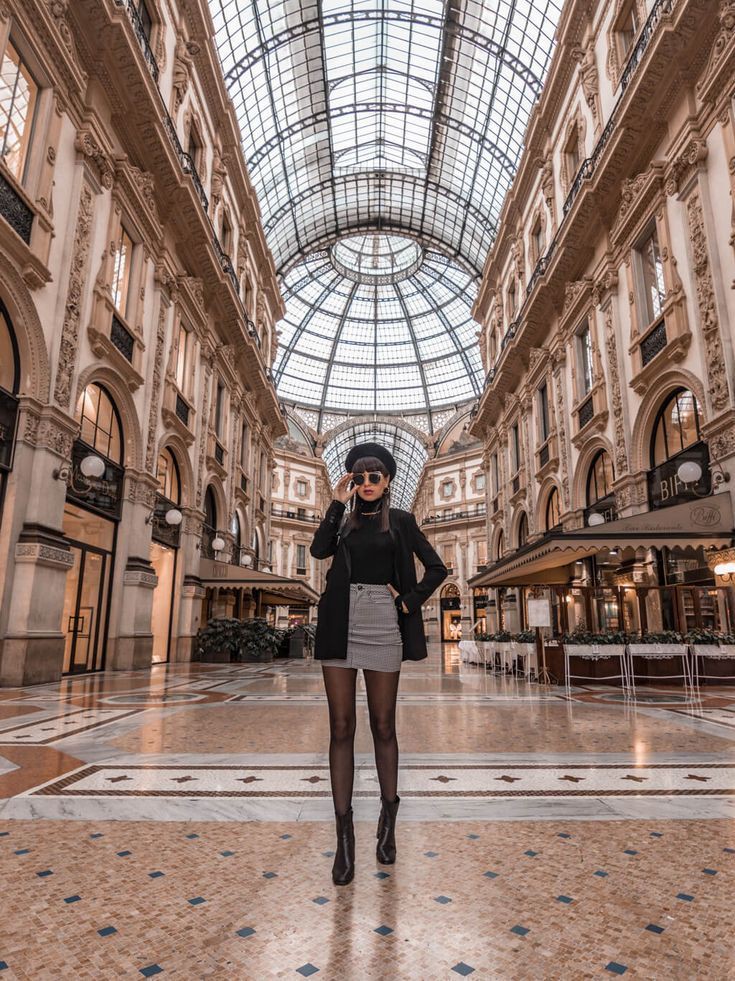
[210,0,562,274]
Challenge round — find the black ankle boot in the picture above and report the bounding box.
[376,795,400,864]
[332,807,355,885]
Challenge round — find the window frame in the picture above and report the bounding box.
[586,450,614,506]
[545,486,561,531]
[634,222,666,330]
[538,381,550,443]
[576,321,594,399]
[0,36,40,185]
[77,382,124,465]
[651,388,704,468]
[511,422,521,474]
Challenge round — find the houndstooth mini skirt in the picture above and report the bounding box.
[320,583,403,672]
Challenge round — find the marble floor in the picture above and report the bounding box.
[2,644,735,978]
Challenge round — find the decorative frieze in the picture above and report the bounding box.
[686,191,730,412]
[53,182,94,408]
[15,541,75,569]
[602,304,629,476]
[144,296,170,471]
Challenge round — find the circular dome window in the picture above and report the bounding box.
[331,233,423,284]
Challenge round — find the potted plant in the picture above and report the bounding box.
[561,629,629,686]
[493,630,512,672]
[512,629,536,677]
[686,630,735,686]
[233,617,281,662]
[195,617,242,663]
[628,630,686,657]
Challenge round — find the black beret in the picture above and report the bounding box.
[345,442,397,480]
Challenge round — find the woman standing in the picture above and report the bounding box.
[310,442,447,885]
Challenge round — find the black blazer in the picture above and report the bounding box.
[310,500,448,661]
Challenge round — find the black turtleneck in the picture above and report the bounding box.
[347,510,395,584]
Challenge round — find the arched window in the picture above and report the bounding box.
[587,450,614,506]
[231,511,241,554]
[651,388,703,467]
[495,530,504,561]
[204,486,217,534]
[0,303,20,395]
[517,512,528,547]
[77,383,122,464]
[156,447,180,505]
[545,487,561,530]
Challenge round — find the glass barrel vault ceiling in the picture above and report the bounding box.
[209,0,563,275]
[274,237,485,420]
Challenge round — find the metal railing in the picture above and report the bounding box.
[271,506,320,523]
[114,0,159,83]
[640,317,668,366]
[0,167,33,244]
[422,506,487,525]
[111,313,135,362]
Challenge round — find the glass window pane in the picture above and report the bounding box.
[0,41,38,181]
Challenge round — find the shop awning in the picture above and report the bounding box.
[469,493,734,588]
[198,559,320,605]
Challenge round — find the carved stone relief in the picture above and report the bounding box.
[145,297,169,471]
[686,191,730,412]
[53,182,94,408]
[602,304,629,475]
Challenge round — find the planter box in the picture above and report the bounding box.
[564,644,626,659]
[197,648,231,663]
[629,643,688,659]
[693,644,735,659]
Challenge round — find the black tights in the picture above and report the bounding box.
[322,665,400,815]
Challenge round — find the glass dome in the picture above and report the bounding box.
[331,234,423,284]
[274,237,484,418]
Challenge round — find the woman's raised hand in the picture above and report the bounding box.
[333,472,358,505]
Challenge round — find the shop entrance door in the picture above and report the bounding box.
[62,544,110,673]
[61,503,115,675]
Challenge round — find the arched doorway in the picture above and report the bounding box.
[0,301,20,525]
[61,383,124,673]
[440,582,462,642]
[203,485,218,558]
[150,447,182,663]
[648,387,708,508]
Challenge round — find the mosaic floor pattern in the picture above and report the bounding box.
[1,644,735,978]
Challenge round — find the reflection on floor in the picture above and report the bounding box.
[2,643,735,977]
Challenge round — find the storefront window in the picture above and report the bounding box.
[586,450,616,523]
[517,512,528,547]
[652,389,702,466]
[587,450,614,503]
[157,447,180,504]
[78,384,122,464]
[545,487,561,530]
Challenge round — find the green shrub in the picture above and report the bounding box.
[195,617,280,662]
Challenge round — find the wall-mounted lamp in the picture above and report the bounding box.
[587,511,606,527]
[211,535,226,553]
[53,453,105,483]
[677,458,730,492]
[145,506,183,527]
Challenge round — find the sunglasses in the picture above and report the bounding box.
[352,472,383,486]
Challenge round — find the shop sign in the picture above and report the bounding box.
[0,388,19,472]
[648,444,710,510]
[66,440,123,519]
[527,598,551,627]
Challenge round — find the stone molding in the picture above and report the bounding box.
[15,541,74,570]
